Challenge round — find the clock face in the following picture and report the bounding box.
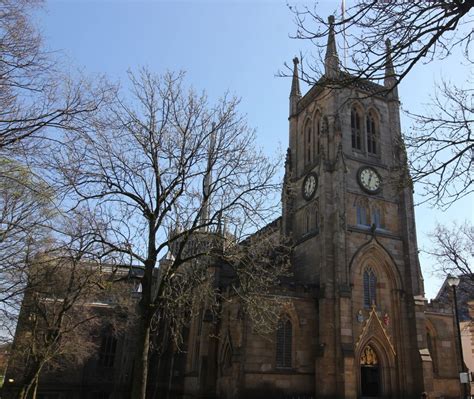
[358,167,381,194]
[302,173,318,200]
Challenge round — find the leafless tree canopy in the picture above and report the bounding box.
[405,78,473,207]
[0,159,54,341]
[0,0,115,349]
[50,69,287,398]
[0,0,112,153]
[4,204,136,397]
[426,221,473,281]
[7,233,133,399]
[53,69,280,262]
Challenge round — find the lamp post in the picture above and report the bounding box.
[447,274,468,399]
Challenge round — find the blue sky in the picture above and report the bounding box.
[36,0,473,299]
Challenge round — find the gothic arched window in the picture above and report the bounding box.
[304,119,313,165]
[351,107,362,150]
[276,317,292,368]
[314,113,321,155]
[366,111,378,154]
[363,268,377,308]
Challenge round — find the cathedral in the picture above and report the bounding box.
[166,17,462,399]
[2,16,464,399]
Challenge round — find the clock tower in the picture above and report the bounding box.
[159,15,461,399]
[281,16,434,398]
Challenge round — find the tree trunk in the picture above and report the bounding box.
[31,375,39,399]
[17,365,42,399]
[130,312,152,399]
[17,386,27,399]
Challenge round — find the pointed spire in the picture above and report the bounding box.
[289,57,301,117]
[384,39,398,98]
[325,15,338,59]
[289,57,301,116]
[290,57,301,98]
[325,15,340,77]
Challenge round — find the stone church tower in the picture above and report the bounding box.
[173,16,461,399]
[281,16,430,398]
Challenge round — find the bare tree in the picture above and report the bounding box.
[0,159,54,341]
[0,0,111,153]
[5,212,133,399]
[286,0,473,206]
[426,221,473,282]
[51,69,287,398]
[0,0,115,347]
[9,260,100,399]
[405,78,473,207]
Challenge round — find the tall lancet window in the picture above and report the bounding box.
[351,107,362,150]
[314,113,321,155]
[276,317,292,368]
[367,111,378,154]
[304,119,312,165]
[363,267,377,308]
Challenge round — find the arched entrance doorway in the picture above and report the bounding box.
[360,345,380,398]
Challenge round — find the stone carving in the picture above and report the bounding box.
[360,345,378,365]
